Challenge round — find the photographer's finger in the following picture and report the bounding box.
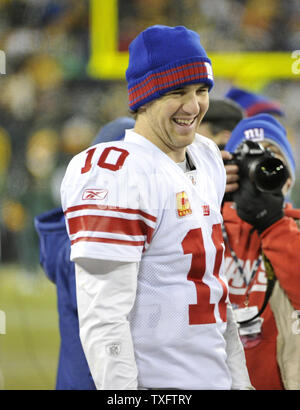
[225,181,239,193]
[225,164,239,175]
[226,172,239,183]
[221,150,232,161]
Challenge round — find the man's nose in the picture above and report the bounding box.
[181,93,200,115]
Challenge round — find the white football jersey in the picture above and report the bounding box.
[61,130,231,389]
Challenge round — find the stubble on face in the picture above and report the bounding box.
[135,84,209,162]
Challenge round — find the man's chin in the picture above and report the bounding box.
[174,133,196,148]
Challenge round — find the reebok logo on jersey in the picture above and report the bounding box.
[82,189,108,200]
[176,191,192,217]
[202,204,210,216]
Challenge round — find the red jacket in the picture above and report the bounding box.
[222,201,300,390]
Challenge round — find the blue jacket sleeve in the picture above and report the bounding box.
[34,207,71,285]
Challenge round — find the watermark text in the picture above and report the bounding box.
[0,310,6,334]
[0,50,5,74]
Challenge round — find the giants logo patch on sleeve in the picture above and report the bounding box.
[176,191,192,217]
[202,205,210,216]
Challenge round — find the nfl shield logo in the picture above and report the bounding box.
[106,342,121,357]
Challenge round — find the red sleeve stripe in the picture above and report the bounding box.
[64,204,157,223]
[71,236,145,247]
[68,215,154,244]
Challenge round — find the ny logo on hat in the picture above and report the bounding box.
[244,127,264,142]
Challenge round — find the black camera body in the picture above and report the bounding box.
[226,140,289,194]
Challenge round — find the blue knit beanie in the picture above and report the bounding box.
[225,113,295,183]
[126,25,214,112]
[91,116,135,145]
[225,87,284,117]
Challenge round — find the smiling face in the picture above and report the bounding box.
[134,83,209,162]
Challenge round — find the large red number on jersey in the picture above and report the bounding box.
[182,224,227,325]
[98,147,129,171]
[81,146,129,174]
[81,148,96,174]
[211,223,228,322]
[182,228,214,325]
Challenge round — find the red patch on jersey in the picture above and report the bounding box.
[82,189,108,200]
[202,205,210,216]
[176,191,192,217]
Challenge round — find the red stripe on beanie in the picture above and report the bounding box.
[129,61,207,94]
[129,62,211,107]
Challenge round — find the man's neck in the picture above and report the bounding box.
[134,121,188,163]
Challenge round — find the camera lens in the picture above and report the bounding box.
[252,157,288,193]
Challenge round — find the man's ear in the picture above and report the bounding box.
[138,105,147,113]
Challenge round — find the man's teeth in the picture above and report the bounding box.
[174,118,194,126]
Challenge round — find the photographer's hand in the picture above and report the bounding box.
[221,151,239,193]
[233,179,284,234]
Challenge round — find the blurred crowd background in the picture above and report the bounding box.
[0,0,299,273]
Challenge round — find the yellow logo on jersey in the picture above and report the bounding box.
[176,191,192,217]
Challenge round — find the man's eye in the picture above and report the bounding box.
[167,90,182,96]
[197,88,208,94]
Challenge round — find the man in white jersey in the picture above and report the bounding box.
[61,25,253,390]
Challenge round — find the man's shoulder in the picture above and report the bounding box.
[94,138,155,166]
[193,132,219,150]
[61,138,160,212]
[64,139,154,181]
[190,133,224,171]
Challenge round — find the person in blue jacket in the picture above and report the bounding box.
[34,117,135,390]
